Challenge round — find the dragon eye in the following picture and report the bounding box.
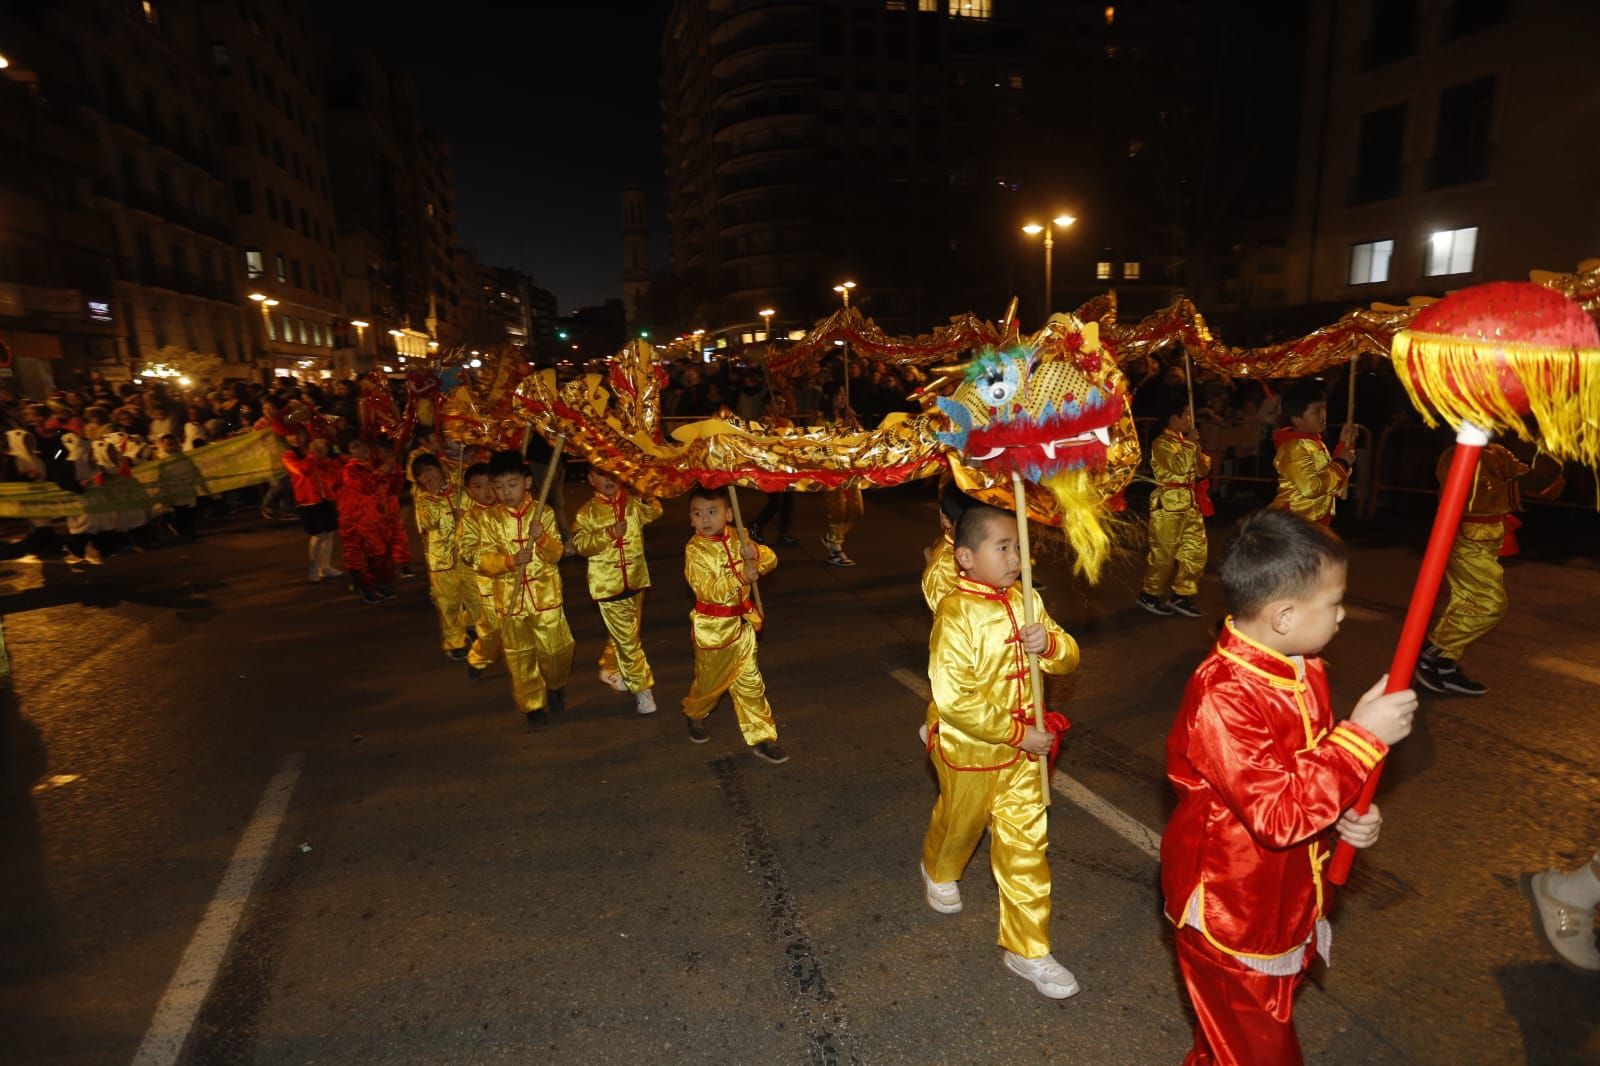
[979,371,1017,406]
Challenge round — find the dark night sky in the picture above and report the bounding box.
[322,1,673,313]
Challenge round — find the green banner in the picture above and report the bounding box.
[0,430,286,519]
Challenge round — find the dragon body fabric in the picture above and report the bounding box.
[481,317,1138,582]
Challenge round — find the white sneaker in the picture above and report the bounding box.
[636,689,657,715]
[1523,871,1600,972]
[599,668,628,692]
[320,566,344,579]
[920,862,962,914]
[1004,951,1080,999]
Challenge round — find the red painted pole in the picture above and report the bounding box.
[1328,422,1489,885]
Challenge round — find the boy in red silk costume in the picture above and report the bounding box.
[1161,508,1415,1064]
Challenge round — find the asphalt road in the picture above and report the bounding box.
[1,484,1597,1064]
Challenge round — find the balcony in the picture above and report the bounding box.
[92,179,235,244]
[117,258,238,303]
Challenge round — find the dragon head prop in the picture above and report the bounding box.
[933,316,1137,581]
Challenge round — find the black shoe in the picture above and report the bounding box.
[687,716,710,744]
[466,626,478,643]
[446,646,469,662]
[749,524,766,545]
[752,740,790,764]
[525,709,550,730]
[399,565,418,579]
[1416,654,1486,696]
[360,585,384,605]
[1168,595,1202,618]
[378,586,396,600]
[466,664,488,681]
[547,688,566,715]
[779,534,799,547]
[1137,592,1174,616]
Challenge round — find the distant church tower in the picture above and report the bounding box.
[621,185,651,332]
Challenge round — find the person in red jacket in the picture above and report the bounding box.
[281,437,343,582]
[371,439,415,579]
[1161,508,1415,1065]
[337,437,395,604]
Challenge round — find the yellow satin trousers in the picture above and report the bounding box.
[824,486,863,546]
[1429,528,1507,659]
[1143,507,1208,598]
[427,565,481,652]
[681,623,777,745]
[502,608,574,713]
[922,752,1052,959]
[595,592,654,693]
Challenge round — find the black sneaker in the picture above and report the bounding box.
[687,716,710,744]
[749,524,766,545]
[1417,654,1487,696]
[752,740,790,764]
[378,586,396,601]
[446,646,469,662]
[1168,595,1202,618]
[1137,592,1174,616]
[360,585,385,605]
[399,565,418,580]
[466,664,488,682]
[547,688,566,715]
[525,709,550,730]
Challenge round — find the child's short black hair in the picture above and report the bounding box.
[464,461,492,483]
[410,452,442,479]
[939,482,973,526]
[687,483,728,506]
[488,449,530,478]
[954,503,1012,552]
[1219,508,1348,619]
[1281,380,1327,424]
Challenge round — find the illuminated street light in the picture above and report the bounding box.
[1021,214,1077,313]
[831,280,857,308]
[758,308,775,342]
[350,319,370,328]
[248,292,268,302]
[0,54,11,71]
[263,298,279,307]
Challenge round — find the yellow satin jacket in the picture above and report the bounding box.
[1149,430,1212,512]
[572,490,663,600]
[930,576,1079,771]
[413,487,461,572]
[1271,434,1348,522]
[685,530,777,650]
[458,496,565,617]
[921,534,958,613]
[460,499,499,603]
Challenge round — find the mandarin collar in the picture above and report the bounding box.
[1216,617,1303,684]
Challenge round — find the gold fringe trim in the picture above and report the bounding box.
[1392,331,1600,470]
[1041,468,1114,583]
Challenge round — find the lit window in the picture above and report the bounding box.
[1348,239,1394,285]
[142,1,158,26]
[1096,261,1113,280]
[947,0,991,18]
[1104,5,1115,26]
[885,0,907,8]
[297,318,308,345]
[275,253,286,283]
[1425,226,1477,276]
[1007,73,1024,90]
[265,313,277,341]
[919,0,937,9]
[244,248,263,279]
[1122,261,1141,280]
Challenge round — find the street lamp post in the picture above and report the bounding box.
[1021,215,1076,316]
[830,280,857,413]
[757,308,777,397]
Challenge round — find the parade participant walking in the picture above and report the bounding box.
[1269,381,1356,526]
[1415,441,1558,696]
[461,462,503,680]
[572,466,662,714]
[1161,509,1415,1063]
[281,436,343,583]
[681,484,785,763]
[920,503,1079,999]
[820,408,865,566]
[459,450,573,729]
[411,452,480,661]
[1140,401,1212,618]
[335,438,394,604]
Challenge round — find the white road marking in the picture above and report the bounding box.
[131,753,305,1066]
[29,773,82,794]
[890,668,1161,862]
[1530,655,1600,686]
[1342,604,1388,622]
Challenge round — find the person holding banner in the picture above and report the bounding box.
[1161,509,1414,1063]
[1269,381,1356,527]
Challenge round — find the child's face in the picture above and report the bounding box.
[1291,401,1328,434]
[1168,411,1194,436]
[955,514,1021,590]
[491,472,531,506]
[589,469,620,498]
[1275,561,1347,657]
[466,474,494,506]
[689,497,730,538]
[418,466,445,494]
[159,439,181,456]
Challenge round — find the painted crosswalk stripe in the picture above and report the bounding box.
[131,753,305,1066]
[890,668,1160,862]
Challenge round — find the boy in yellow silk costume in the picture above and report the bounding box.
[681,484,786,764]
[572,467,663,715]
[1417,441,1558,696]
[921,504,1081,999]
[458,450,573,729]
[1270,381,1356,526]
[919,482,973,745]
[1140,403,1211,618]
[411,453,481,660]
[460,463,503,679]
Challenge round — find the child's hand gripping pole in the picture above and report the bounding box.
[514,433,566,610]
[1327,421,1488,884]
[1011,471,1052,807]
[725,484,765,618]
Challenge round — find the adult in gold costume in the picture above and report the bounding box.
[920,506,1081,999]
[572,467,663,714]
